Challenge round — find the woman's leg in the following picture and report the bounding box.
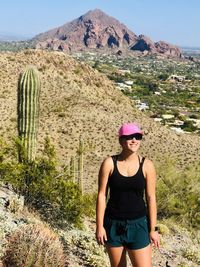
[106,245,127,267]
[127,244,152,267]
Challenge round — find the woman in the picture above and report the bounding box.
[96,122,160,267]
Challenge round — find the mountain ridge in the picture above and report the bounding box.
[33,9,181,57]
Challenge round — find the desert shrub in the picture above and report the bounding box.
[189,113,200,119]
[158,73,169,81]
[181,247,200,265]
[0,137,84,226]
[2,224,65,267]
[156,158,200,229]
[181,120,197,132]
[134,75,159,92]
[156,223,170,235]
[108,74,124,83]
[93,60,100,69]
[81,193,97,218]
[58,112,66,117]
[62,228,109,267]
[74,66,82,75]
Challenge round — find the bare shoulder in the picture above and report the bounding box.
[143,158,156,177]
[99,156,114,174]
[144,158,155,169]
[101,156,113,168]
[102,156,113,165]
[98,156,114,188]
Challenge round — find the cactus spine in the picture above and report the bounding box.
[17,67,40,162]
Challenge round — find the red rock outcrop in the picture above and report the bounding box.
[130,35,156,52]
[130,35,181,57]
[34,9,182,57]
[35,9,137,51]
[155,41,182,57]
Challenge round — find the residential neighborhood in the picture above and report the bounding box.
[73,51,200,134]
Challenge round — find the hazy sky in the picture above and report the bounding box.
[1,0,199,47]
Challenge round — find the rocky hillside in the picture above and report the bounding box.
[0,184,199,267]
[0,49,199,192]
[33,9,181,57]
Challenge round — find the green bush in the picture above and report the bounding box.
[181,120,197,132]
[134,75,159,92]
[0,137,85,226]
[158,73,169,81]
[107,74,124,83]
[156,157,200,229]
[81,193,97,218]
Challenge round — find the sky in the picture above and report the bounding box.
[1,0,200,47]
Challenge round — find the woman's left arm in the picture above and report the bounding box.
[144,159,160,249]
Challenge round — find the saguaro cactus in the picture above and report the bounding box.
[70,156,76,183]
[77,136,84,194]
[17,67,40,161]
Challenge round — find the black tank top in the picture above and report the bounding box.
[105,155,147,219]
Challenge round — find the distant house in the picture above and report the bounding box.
[162,114,175,120]
[154,91,161,95]
[169,75,185,82]
[125,80,133,86]
[116,83,131,90]
[118,69,131,74]
[136,102,149,111]
[154,118,162,122]
[173,119,184,126]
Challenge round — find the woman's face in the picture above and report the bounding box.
[120,134,142,153]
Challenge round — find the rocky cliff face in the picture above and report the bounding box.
[155,41,182,57]
[130,34,157,52]
[131,35,182,57]
[35,9,137,52]
[34,9,181,57]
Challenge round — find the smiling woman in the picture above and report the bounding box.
[96,122,160,267]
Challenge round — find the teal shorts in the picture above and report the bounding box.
[104,215,150,250]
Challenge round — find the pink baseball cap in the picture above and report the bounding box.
[118,123,143,137]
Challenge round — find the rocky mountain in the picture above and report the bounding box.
[131,35,182,57]
[130,34,156,52]
[0,49,199,192]
[33,9,181,57]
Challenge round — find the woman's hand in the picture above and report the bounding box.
[150,230,160,249]
[96,226,107,245]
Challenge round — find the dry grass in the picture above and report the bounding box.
[0,49,200,192]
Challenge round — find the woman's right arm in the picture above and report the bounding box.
[96,157,113,245]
